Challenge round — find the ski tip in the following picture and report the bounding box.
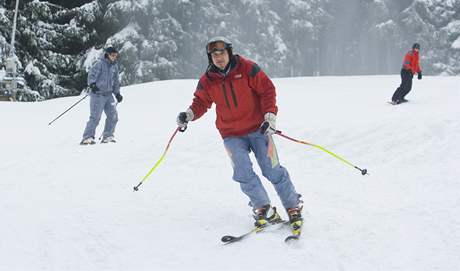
[388,100,409,105]
[221,235,238,243]
[284,235,300,243]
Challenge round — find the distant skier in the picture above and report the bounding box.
[80,47,123,145]
[176,37,303,231]
[391,43,422,104]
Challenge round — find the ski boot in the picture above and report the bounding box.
[286,205,303,236]
[253,204,282,230]
[101,136,116,143]
[80,137,96,145]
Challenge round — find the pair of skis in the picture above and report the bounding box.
[221,219,301,244]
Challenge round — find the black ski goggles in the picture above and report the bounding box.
[209,48,227,57]
[207,41,227,54]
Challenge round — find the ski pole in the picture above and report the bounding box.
[274,130,368,175]
[133,126,186,191]
[48,93,89,126]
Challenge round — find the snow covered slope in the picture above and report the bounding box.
[1,75,459,270]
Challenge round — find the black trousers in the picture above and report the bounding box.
[392,68,413,102]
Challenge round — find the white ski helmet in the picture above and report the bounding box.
[206,36,233,64]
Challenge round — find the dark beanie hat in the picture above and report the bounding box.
[105,46,118,54]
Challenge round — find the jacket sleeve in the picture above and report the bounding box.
[87,60,102,86]
[190,78,213,120]
[413,54,421,74]
[113,64,120,94]
[403,53,412,73]
[246,61,278,115]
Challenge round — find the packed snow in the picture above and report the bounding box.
[1,75,459,270]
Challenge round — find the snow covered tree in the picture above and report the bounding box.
[370,0,460,75]
[0,0,459,101]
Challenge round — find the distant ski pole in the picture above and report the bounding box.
[133,126,186,191]
[48,93,89,126]
[274,130,368,175]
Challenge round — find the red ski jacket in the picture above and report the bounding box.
[402,50,421,74]
[190,55,277,138]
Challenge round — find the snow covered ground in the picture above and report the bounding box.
[1,75,459,271]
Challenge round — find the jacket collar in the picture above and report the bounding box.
[206,55,239,80]
[102,57,117,65]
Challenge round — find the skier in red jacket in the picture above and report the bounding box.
[391,43,422,104]
[176,37,303,232]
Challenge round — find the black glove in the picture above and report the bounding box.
[177,109,194,129]
[89,83,99,93]
[115,93,123,103]
[418,72,422,80]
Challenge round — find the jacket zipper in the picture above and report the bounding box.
[221,82,231,109]
[229,81,238,108]
[106,63,112,92]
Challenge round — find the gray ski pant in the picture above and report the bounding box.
[82,93,118,140]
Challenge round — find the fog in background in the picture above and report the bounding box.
[0,0,459,100]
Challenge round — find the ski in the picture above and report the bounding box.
[387,100,409,105]
[221,219,288,244]
[284,234,300,242]
[284,220,303,243]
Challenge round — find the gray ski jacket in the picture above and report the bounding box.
[87,57,120,95]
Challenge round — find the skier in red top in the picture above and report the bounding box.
[176,37,303,231]
[391,43,422,104]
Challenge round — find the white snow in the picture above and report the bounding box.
[107,22,141,47]
[452,36,460,49]
[1,75,459,270]
[375,19,395,29]
[25,62,42,76]
[443,20,460,36]
[83,47,103,72]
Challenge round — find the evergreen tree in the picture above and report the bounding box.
[0,0,458,101]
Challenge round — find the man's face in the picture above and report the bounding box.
[108,53,118,63]
[208,41,229,70]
